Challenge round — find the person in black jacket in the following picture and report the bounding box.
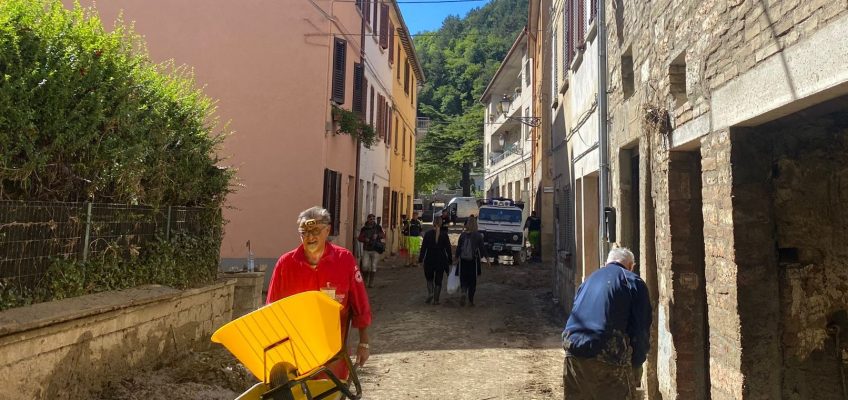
[455,216,488,306]
[418,218,452,305]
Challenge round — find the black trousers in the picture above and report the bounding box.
[424,263,448,286]
[459,258,478,301]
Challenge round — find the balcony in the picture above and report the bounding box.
[489,142,522,166]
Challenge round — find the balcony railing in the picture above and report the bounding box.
[489,143,523,166]
[416,117,430,136]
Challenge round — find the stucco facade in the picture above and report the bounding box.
[386,3,422,254]
[76,1,419,272]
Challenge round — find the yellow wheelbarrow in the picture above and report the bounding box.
[211,291,363,400]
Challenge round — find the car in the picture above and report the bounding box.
[477,200,526,264]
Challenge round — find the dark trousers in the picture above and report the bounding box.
[458,258,478,301]
[563,356,637,400]
[424,263,447,286]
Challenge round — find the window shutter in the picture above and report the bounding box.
[393,117,398,151]
[377,94,384,139]
[369,86,375,126]
[332,38,347,104]
[565,4,572,71]
[379,4,389,49]
[404,59,410,93]
[353,63,364,114]
[373,0,379,30]
[388,22,395,64]
[577,0,586,47]
[365,0,371,24]
[402,127,406,159]
[590,0,597,24]
[333,174,341,235]
[382,187,390,228]
[387,104,392,147]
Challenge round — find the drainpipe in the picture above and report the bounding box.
[352,2,366,257]
[597,0,611,262]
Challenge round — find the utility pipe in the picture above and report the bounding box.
[597,0,611,261]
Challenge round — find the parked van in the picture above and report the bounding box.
[446,197,480,225]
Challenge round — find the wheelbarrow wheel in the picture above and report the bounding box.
[268,363,296,400]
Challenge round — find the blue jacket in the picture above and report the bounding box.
[563,262,651,366]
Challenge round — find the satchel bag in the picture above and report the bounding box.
[373,241,385,254]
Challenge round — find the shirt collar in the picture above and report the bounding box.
[607,261,627,270]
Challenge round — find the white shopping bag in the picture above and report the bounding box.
[447,264,460,294]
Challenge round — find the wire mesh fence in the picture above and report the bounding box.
[0,200,214,294]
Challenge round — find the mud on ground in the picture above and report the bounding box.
[93,231,567,400]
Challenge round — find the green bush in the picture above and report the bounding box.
[0,0,233,207]
[0,1,235,310]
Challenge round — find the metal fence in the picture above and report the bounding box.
[0,200,212,292]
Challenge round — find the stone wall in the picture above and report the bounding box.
[0,281,234,400]
[768,111,848,399]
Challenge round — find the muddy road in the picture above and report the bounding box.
[357,258,565,400]
[95,236,566,399]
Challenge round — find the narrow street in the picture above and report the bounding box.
[358,247,565,399]
[94,233,567,400]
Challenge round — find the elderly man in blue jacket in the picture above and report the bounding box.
[562,247,651,399]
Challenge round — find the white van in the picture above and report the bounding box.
[412,199,423,216]
[446,197,480,225]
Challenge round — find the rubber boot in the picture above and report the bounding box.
[460,288,466,306]
[367,270,375,288]
[425,281,434,304]
[433,285,442,305]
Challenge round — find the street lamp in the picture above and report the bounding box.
[499,94,542,128]
[498,132,506,147]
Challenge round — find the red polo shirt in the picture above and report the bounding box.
[267,242,372,330]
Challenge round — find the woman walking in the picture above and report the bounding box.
[418,218,452,305]
[455,216,487,306]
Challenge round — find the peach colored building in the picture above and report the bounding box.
[74,1,370,271]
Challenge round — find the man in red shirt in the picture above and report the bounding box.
[267,206,372,373]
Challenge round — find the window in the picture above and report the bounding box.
[379,4,389,49]
[394,116,399,152]
[524,58,531,87]
[322,169,342,235]
[352,63,364,114]
[670,52,687,107]
[397,54,402,80]
[402,126,407,159]
[622,47,635,100]
[331,38,346,104]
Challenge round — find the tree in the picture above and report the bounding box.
[414,0,527,194]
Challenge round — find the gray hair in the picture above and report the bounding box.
[607,247,635,265]
[297,206,332,226]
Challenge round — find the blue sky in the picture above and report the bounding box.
[399,0,493,34]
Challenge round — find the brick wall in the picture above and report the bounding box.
[699,129,745,400]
